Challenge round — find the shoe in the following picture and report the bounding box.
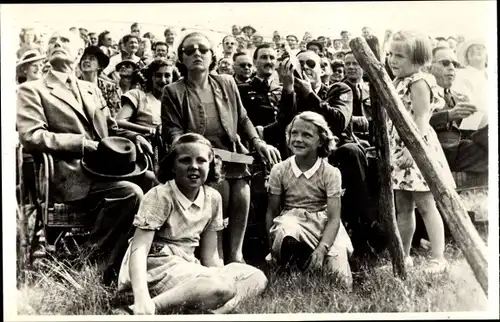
[423,258,448,274]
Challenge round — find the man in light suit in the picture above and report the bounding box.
[17,30,157,285]
[428,46,488,174]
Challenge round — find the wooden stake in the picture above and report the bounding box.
[349,37,488,295]
[369,83,407,279]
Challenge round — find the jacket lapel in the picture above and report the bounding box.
[209,76,233,141]
[77,80,96,125]
[46,72,89,124]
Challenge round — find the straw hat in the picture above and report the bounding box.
[456,38,486,67]
[16,50,45,69]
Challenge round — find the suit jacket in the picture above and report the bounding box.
[429,88,471,164]
[161,74,259,153]
[17,70,138,202]
[263,81,354,158]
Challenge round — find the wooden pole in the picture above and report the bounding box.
[369,77,407,279]
[349,37,488,295]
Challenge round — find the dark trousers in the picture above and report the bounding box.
[71,170,158,283]
[445,125,488,173]
[329,143,381,256]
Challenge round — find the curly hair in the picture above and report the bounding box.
[157,133,223,185]
[176,32,217,77]
[19,28,38,46]
[285,111,336,158]
[131,59,180,92]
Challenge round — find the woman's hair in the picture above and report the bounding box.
[135,59,178,92]
[176,32,217,77]
[285,111,336,158]
[19,28,38,46]
[331,59,345,69]
[157,133,223,185]
[391,31,432,67]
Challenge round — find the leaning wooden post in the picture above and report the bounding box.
[366,55,407,279]
[349,37,488,295]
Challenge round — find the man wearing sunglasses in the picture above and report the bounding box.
[221,35,237,59]
[233,52,253,85]
[429,47,488,174]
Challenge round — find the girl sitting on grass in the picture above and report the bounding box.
[387,31,455,273]
[265,111,354,289]
[117,133,268,315]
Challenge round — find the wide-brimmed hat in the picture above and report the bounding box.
[16,50,46,68]
[80,46,110,69]
[456,38,486,66]
[81,137,148,179]
[241,25,256,34]
[115,59,139,72]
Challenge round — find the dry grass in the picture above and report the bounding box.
[16,190,490,315]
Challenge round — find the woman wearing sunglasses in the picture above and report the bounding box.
[162,32,281,265]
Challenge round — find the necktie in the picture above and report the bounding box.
[263,79,270,91]
[443,88,455,108]
[66,77,81,104]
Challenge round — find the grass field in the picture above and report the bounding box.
[16,189,491,316]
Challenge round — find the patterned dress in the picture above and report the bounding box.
[388,72,456,191]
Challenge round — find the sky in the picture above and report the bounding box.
[1,1,497,45]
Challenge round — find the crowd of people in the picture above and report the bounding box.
[16,21,489,315]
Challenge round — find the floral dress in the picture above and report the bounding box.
[388,72,456,191]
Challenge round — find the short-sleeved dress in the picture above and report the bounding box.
[388,72,456,191]
[267,156,353,261]
[117,180,260,296]
[121,88,162,129]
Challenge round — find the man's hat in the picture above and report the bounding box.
[80,46,110,69]
[81,137,148,179]
[456,38,486,67]
[241,25,256,34]
[115,59,139,72]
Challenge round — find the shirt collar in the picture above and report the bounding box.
[170,180,205,210]
[291,156,322,179]
[51,70,72,84]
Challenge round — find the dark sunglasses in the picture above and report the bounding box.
[239,63,252,68]
[182,44,211,56]
[299,59,316,69]
[438,59,459,68]
[333,68,344,74]
[320,62,329,68]
[224,42,235,46]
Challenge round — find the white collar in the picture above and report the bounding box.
[51,70,73,84]
[291,156,322,179]
[170,180,205,210]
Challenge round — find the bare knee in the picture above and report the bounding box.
[210,277,237,304]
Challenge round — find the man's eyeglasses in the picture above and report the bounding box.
[182,44,211,56]
[437,59,459,68]
[298,59,317,69]
[320,62,330,69]
[239,63,252,68]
